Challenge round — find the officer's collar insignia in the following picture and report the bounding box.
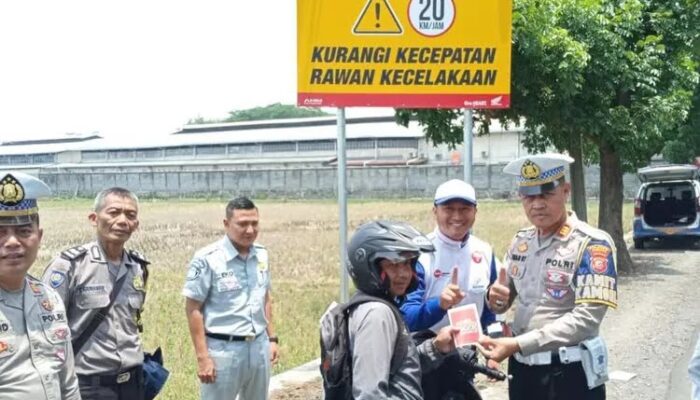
[520,160,541,180]
[0,174,25,206]
[517,242,528,253]
[0,341,9,354]
[41,299,54,312]
[558,224,571,237]
[55,348,66,361]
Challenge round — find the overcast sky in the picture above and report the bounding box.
[0,1,303,142]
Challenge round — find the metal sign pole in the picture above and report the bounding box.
[337,107,349,303]
[463,108,473,184]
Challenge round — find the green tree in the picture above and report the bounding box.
[224,103,330,122]
[187,103,331,125]
[663,70,700,163]
[398,0,700,272]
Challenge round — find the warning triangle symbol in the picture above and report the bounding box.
[353,0,403,35]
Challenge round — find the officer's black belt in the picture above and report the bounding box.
[206,332,260,342]
[78,365,143,386]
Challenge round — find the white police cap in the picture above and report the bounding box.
[503,153,574,196]
[0,172,51,225]
[434,179,477,206]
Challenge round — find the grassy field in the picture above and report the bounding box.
[30,198,633,400]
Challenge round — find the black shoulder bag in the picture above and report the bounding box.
[72,273,128,354]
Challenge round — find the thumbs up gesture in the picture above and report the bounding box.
[439,267,465,310]
[488,268,510,311]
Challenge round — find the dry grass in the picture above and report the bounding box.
[29,198,632,400]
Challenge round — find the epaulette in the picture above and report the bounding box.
[128,249,150,265]
[515,226,536,238]
[60,245,88,261]
[576,223,615,246]
[194,242,220,258]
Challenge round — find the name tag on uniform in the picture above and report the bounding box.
[217,276,241,292]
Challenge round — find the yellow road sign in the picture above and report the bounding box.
[298,0,512,108]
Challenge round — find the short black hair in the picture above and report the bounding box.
[225,196,257,219]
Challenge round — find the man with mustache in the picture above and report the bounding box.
[481,153,617,400]
[0,172,80,399]
[43,187,149,400]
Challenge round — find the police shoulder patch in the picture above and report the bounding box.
[186,258,208,281]
[128,249,150,265]
[60,245,88,261]
[49,271,67,288]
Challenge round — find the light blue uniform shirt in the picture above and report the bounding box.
[182,236,271,336]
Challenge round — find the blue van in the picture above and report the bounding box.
[633,164,700,249]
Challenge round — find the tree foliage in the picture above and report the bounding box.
[397,0,700,271]
[188,103,331,124]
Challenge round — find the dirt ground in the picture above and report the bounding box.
[270,239,700,400]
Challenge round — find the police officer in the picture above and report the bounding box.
[183,196,278,400]
[480,153,617,400]
[42,187,149,400]
[0,172,81,399]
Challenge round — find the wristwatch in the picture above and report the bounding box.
[268,336,279,344]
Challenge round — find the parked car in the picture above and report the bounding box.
[632,164,700,249]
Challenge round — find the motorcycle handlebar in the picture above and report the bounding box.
[457,347,511,382]
[468,361,510,381]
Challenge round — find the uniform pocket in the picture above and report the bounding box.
[77,292,110,310]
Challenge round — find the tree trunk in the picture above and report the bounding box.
[598,141,634,273]
[568,131,587,222]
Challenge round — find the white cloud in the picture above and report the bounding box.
[0,0,297,142]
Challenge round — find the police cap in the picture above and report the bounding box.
[0,172,51,226]
[503,153,574,196]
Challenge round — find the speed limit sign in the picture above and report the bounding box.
[408,0,456,37]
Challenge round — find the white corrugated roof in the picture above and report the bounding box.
[1,117,522,155]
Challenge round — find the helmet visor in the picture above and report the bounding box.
[372,250,419,265]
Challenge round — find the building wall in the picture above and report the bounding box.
[38,163,641,199]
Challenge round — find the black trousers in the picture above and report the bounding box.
[78,365,145,400]
[508,356,605,400]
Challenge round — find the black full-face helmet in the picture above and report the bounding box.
[346,220,434,299]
